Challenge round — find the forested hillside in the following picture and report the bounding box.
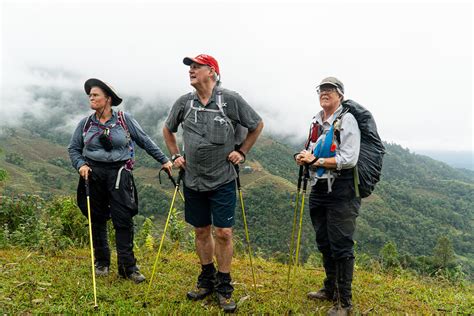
[0,85,472,280]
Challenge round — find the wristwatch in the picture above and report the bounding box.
[171,153,182,162]
[318,158,326,166]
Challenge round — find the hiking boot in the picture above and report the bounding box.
[187,263,216,300]
[122,271,146,284]
[327,304,352,316]
[186,287,213,301]
[95,265,109,277]
[307,287,335,301]
[217,292,237,313]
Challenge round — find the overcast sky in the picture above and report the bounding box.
[1,0,472,153]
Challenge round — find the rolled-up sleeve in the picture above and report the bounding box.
[124,113,169,165]
[165,95,187,133]
[68,118,88,171]
[335,114,360,170]
[231,93,262,131]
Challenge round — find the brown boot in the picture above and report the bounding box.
[308,287,335,301]
[187,287,213,300]
[217,292,237,313]
[187,263,216,301]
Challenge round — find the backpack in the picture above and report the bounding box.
[82,110,135,170]
[183,87,248,148]
[334,99,385,198]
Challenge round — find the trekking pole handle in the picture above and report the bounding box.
[233,164,241,189]
[297,165,304,190]
[85,178,90,196]
[177,168,184,185]
[302,165,310,191]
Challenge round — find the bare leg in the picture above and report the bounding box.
[214,227,233,273]
[195,225,214,264]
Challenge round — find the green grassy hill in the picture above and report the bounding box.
[1,247,472,314]
[0,125,473,278]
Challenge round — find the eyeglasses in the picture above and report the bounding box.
[316,86,337,95]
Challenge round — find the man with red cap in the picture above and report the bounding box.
[163,54,264,312]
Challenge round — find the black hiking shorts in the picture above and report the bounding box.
[183,180,236,228]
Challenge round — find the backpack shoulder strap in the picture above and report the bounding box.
[82,113,95,137]
[117,111,129,132]
[182,92,196,122]
[215,87,237,136]
[333,106,350,144]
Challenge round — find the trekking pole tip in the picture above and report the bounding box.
[142,302,148,308]
[94,305,99,310]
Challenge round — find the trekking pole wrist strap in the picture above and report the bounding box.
[309,157,318,165]
[236,150,246,163]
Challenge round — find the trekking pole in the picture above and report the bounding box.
[158,167,185,202]
[235,165,257,295]
[286,165,304,292]
[143,169,183,307]
[85,178,98,309]
[292,166,310,282]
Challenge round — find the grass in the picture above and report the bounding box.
[1,247,473,314]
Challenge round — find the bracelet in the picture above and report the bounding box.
[236,150,246,163]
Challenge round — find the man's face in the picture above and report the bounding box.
[318,84,341,110]
[189,62,213,86]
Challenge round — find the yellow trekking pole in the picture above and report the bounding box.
[286,165,304,291]
[143,169,183,307]
[235,165,257,295]
[291,166,310,290]
[85,179,98,309]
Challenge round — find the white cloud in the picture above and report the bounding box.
[1,0,472,151]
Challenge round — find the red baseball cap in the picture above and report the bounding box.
[183,54,220,75]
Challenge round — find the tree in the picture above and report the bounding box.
[380,241,399,269]
[433,236,455,268]
[0,168,8,182]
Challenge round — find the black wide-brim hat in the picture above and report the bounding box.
[84,78,122,106]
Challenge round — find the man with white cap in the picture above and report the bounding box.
[296,77,361,315]
[163,54,264,312]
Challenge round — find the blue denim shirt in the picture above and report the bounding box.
[68,110,169,170]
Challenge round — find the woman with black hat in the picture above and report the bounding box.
[68,78,172,283]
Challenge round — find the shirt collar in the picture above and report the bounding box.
[192,85,218,105]
[91,109,117,124]
[315,105,343,125]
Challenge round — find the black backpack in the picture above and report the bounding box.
[335,99,385,198]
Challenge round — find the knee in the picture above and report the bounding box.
[195,225,212,241]
[215,228,233,243]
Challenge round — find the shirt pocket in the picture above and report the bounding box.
[208,116,230,145]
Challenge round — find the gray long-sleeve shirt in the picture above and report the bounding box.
[68,110,169,170]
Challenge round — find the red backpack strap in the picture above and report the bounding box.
[305,118,321,150]
[117,111,129,133]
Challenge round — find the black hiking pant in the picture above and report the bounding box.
[309,177,360,305]
[77,159,139,276]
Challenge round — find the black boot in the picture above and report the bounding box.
[308,254,336,301]
[92,221,110,275]
[115,227,143,283]
[328,257,354,316]
[187,263,216,300]
[215,271,236,313]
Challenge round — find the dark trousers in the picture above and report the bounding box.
[77,160,139,276]
[309,177,360,305]
[309,178,360,260]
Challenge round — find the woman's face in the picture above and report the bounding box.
[88,87,111,111]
